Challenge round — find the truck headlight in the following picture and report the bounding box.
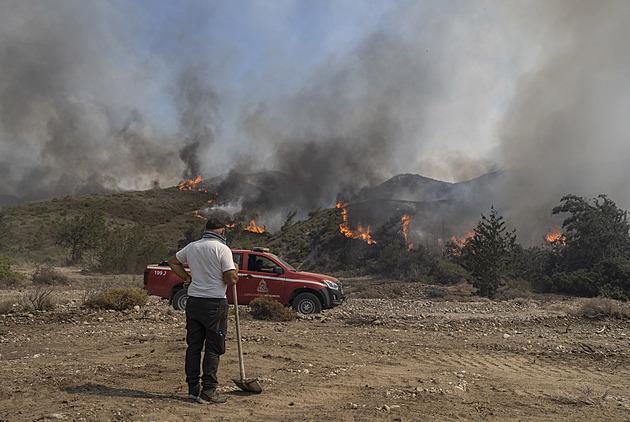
[323,280,339,290]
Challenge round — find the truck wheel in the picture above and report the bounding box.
[292,292,322,315]
[172,289,188,311]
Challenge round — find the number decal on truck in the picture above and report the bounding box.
[153,270,168,276]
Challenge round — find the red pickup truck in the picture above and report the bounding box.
[144,247,344,314]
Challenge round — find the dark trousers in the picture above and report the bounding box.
[185,297,228,389]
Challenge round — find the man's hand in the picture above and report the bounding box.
[168,255,191,287]
[223,262,239,286]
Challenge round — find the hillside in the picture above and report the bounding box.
[0,169,505,273]
[0,187,211,264]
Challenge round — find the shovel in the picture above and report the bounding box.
[231,284,262,393]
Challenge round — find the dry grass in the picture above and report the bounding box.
[248,297,296,321]
[84,287,148,311]
[31,265,69,285]
[21,286,57,311]
[0,277,26,289]
[551,384,613,406]
[0,300,13,314]
[575,297,629,319]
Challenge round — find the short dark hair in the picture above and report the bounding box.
[205,217,226,230]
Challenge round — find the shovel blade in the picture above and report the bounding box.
[233,377,262,394]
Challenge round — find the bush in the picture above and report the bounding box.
[22,286,56,311]
[92,226,169,273]
[369,243,432,282]
[0,300,13,314]
[425,285,448,299]
[549,259,630,301]
[576,297,628,319]
[0,254,26,282]
[430,259,470,285]
[84,287,148,311]
[0,277,25,289]
[31,265,69,285]
[249,297,296,321]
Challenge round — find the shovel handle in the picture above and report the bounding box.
[232,284,247,380]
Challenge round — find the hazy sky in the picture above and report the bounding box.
[1,0,629,223]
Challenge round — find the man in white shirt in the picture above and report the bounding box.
[168,217,238,404]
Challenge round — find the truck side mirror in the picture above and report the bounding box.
[273,266,284,275]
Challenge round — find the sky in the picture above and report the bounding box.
[1,0,630,240]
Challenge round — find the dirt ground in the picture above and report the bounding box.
[1,275,630,422]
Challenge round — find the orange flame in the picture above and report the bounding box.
[450,230,475,247]
[545,225,566,245]
[336,201,376,244]
[193,210,206,220]
[400,215,413,250]
[179,175,204,191]
[245,220,267,233]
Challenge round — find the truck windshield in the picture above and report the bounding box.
[269,253,296,272]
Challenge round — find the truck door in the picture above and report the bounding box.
[234,253,286,304]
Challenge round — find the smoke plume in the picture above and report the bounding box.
[496,1,630,244]
[1,1,629,246]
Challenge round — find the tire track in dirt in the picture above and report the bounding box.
[422,348,628,384]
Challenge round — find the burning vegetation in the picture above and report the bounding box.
[179,176,268,234]
[178,175,205,191]
[11,168,628,302]
[335,202,375,244]
[400,215,413,250]
[245,220,267,233]
[545,225,566,245]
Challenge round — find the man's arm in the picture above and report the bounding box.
[167,254,192,288]
[223,262,239,286]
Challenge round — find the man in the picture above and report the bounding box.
[167,217,238,404]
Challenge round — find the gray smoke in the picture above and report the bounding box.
[0,1,218,201]
[2,1,629,247]
[496,1,630,244]
[176,67,220,181]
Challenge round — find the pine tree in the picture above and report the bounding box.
[461,206,517,298]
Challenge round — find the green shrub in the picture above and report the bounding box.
[92,226,169,273]
[430,260,470,285]
[84,287,148,310]
[31,265,69,285]
[0,255,26,282]
[249,297,296,321]
[369,242,432,282]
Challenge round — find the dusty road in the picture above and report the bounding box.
[1,281,629,421]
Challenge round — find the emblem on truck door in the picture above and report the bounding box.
[257,280,268,293]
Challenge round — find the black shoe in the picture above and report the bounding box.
[187,383,201,400]
[197,388,227,404]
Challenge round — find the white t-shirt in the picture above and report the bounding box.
[175,238,235,299]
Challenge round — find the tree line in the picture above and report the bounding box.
[443,194,630,300]
[2,193,630,302]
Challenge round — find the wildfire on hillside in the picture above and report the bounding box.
[454,231,475,247]
[400,214,414,250]
[179,175,206,192]
[194,210,206,220]
[245,219,267,233]
[437,230,475,256]
[336,202,376,244]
